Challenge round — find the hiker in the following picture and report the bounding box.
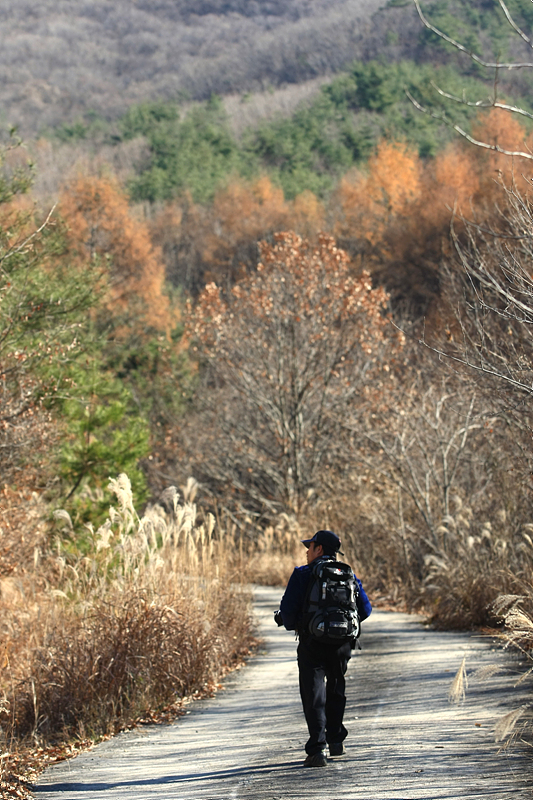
[274,529,372,767]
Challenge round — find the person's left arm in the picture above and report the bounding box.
[355,576,372,621]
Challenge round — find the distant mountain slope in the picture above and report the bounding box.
[0,0,411,134]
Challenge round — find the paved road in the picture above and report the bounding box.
[36,586,533,800]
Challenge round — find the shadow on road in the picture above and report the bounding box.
[37,758,308,793]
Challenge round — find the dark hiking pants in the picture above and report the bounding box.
[297,638,352,755]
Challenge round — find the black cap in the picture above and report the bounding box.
[301,530,344,556]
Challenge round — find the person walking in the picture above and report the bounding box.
[275,530,372,767]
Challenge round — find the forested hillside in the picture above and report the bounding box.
[1,0,392,134]
[4,0,533,136]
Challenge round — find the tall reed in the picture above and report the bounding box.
[0,475,300,770]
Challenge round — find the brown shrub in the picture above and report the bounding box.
[0,476,258,758]
[11,587,251,742]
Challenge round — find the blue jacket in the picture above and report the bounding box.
[279,559,372,632]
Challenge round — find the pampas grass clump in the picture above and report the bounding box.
[0,475,260,752]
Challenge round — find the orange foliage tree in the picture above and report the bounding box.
[57,175,193,501]
[60,175,172,333]
[333,140,449,315]
[149,176,324,295]
[331,121,533,318]
[468,108,533,203]
[200,176,292,288]
[335,141,422,251]
[336,114,533,253]
[185,231,403,515]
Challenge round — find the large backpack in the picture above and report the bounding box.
[302,558,360,644]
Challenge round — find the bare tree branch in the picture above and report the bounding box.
[430,81,533,123]
[406,90,533,160]
[413,0,533,70]
[0,204,57,272]
[498,0,533,48]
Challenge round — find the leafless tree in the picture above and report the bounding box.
[421,184,533,418]
[179,231,402,518]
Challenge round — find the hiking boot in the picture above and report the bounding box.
[303,750,327,767]
[329,742,345,757]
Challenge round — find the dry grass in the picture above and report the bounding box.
[416,502,533,630]
[318,465,533,626]
[446,589,533,747]
[0,475,300,795]
[0,487,50,579]
[244,513,303,587]
[448,656,468,705]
